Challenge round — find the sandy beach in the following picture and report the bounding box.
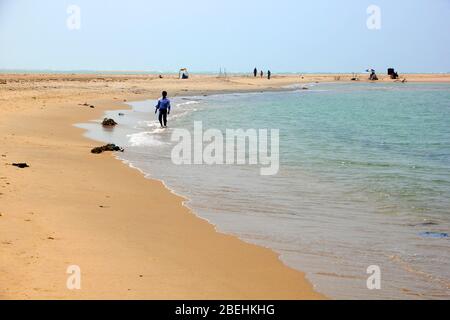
[1,73,449,300]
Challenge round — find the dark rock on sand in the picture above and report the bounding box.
[91,144,124,154]
[419,232,448,239]
[12,163,30,168]
[102,118,118,127]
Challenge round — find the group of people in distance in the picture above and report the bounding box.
[253,68,271,80]
[155,68,273,129]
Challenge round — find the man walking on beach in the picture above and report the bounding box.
[155,91,171,128]
[267,70,272,80]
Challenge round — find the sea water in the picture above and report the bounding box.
[78,82,450,299]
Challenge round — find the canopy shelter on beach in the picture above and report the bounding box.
[366,68,378,81]
[388,68,399,79]
[179,68,189,79]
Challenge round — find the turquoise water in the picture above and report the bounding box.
[79,82,450,299]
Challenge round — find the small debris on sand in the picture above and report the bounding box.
[12,163,30,168]
[79,102,95,108]
[91,144,124,154]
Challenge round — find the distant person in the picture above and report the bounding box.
[267,70,271,80]
[155,91,171,128]
[253,68,258,77]
[260,70,264,78]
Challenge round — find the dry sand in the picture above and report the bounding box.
[0,73,448,299]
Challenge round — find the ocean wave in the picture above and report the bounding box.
[176,100,200,107]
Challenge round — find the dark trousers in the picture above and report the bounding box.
[159,109,168,127]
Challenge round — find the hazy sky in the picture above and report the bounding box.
[0,0,449,72]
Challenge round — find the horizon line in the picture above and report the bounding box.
[1,68,449,75]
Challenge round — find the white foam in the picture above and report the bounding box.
[127,132,167,147]
[134,121,159,130]
[176,100,200,107]
[150,128,167,134]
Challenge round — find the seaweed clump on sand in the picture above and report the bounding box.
[91,144,124,154]
[102,118,118,127]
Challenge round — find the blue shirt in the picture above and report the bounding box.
[156,98,171,112]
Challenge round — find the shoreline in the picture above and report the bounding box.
[77,92,301,286]
[0,75,328,299]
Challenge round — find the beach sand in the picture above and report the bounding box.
[1,73,449,299]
